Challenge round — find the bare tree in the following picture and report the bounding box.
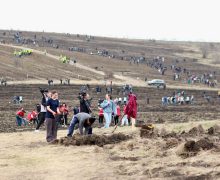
[200,43,210,58]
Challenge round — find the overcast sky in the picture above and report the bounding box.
[1,0,220,42]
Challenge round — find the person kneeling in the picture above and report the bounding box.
[16,107,27,126]
[67,112,96,137]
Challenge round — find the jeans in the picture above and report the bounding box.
[16,116,22,126]
[121,115,128,126]
[104,112,112,128]
[22,118,27,126]
[16,116,27,126]
[67,117,79,137]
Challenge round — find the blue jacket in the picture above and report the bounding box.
[100,100,116,114]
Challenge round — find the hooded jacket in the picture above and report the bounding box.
[124,93,137,119]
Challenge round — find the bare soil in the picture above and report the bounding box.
[1,122,220,180]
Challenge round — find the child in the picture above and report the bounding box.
[98,107,104,127]
[16,107,27,126]
[114,104,121,125]
[121,105,128,126]
[27,110,38,124]
[59,103,69,126]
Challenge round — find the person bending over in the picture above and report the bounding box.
[67,112,96,137]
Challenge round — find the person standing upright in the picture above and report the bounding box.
[124,93,137,130]
[45,91,60,143]
[35,90,51,132]
[79,93,92,114]
[100,94,116,128]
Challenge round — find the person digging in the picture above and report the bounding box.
[67,112,96,137]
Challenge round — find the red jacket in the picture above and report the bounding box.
[123,106,126,113]
[125,94,137,119]
[99,108,104,116]
[116,106,121,116]
[27,111,38,121]
[16,110,25,118]
[59,106,69,114]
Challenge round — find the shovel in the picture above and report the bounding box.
[112,114,125,133]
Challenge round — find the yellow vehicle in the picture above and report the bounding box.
[13,49,33,57]
[59,55,70,64]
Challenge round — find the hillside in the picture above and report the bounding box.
[1,30,220,180]
[0,30,220,89]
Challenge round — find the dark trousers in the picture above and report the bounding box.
[36,112,46,130]
[30,118,38,125]
[56,114,68,125]
[114,115,119,125]
[99,115,104,124]
[128,117,131,125]
[67,117,79,137]
[63,114,68,125]
[45,118,58,142]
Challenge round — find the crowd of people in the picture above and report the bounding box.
[147,56,167,75]
[186,73,217,87]
[15,87,138,143]
[0,78,7,86]
[146,55,218,88]
[162,91,194,106]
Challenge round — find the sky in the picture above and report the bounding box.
[0,0,220,42]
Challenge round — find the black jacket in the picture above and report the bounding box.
[41,94,47,107]
[80,99,91,114]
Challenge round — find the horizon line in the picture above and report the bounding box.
[1,28,219,44]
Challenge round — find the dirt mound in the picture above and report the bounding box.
[141,124,154,130]
[109,155,139,161]
[196,138,214,150]
[58,133,131,147]
[208,127,215,135]
[188,125,205,136]
[208,124,220,135]
[162,131,178,138]
[177,138,214,158]
[135,120,146,127]
[140,124,155,138]
[184,140,200,152]
[164,138,179,149]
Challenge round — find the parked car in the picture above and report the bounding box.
[147,79,166,87]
